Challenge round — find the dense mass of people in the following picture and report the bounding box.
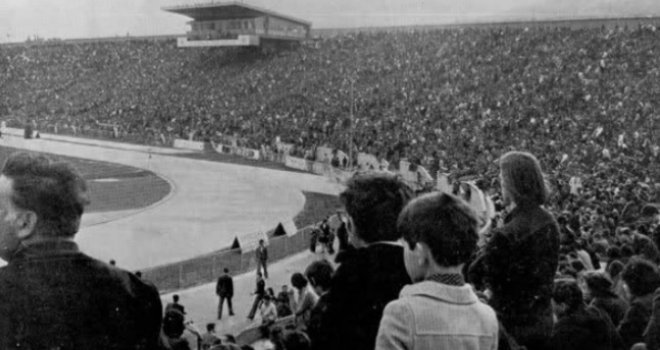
[1,23,658,215]
[0,20,659,350]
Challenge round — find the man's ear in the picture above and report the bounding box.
[15,210,37,240]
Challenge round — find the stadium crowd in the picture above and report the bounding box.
[0,21,659,350]
[1,24,658,207]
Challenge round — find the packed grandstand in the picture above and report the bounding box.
[1,14,660,350]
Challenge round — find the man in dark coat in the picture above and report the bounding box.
[550,279,624,350]
[317,172,413,350]
[165,294,186,315]
[0,152,162,349]
[583,271,629,327]
[256,239,269,279]
[618,258,660,349]
[248,271,266,320]
[305,259,334,349]
[216,268,235,319]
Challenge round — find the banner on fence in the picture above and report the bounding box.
[436,173,452,193]
[316,146,349,167]
[315,146,334,163]
[238,147,260,160]
[214,144,261,160]
[311,161,332,176]
[357,152,380,170]
[284,155,309,171]
[276,141,295,154]
[173,139,204,151]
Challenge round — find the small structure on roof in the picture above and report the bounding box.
[163,1,311,47]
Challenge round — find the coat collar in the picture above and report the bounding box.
[12,239,80,261]
[399,280,478,305]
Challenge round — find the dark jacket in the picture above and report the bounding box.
[255,277,266,296]
[470,205,560,321]
[0,241,162,350]
[307,292,330,350]
[256,246,268,262]
[165,302,185,315]
[317,242,411,350]
[618,293,654,349]
[216,273,234,298]
[645,287,660,350]
[590,295,629,327]
[549,306,625,350]
[633,232,660,264]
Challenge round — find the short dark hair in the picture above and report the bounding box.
[206,323,215,332]
[621,258,660,297]
[224,268,229,273]
[552,279,584,313]
[398,193,478,267]
[173,294,179,302]
[290,272,308,289]
[621,244,634,258]
[162,309,185,338]
[570,260,585,272]
[282,330,311,350]
[607,246,621,260]
[304,260,334,290]
[607,259,624,279]
[2,152,89,237]
[340,172,413,243]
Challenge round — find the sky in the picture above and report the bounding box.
[1,0,659,42]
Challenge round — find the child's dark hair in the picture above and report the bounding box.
[291,273,308,289]
[621,258,660,297]
[398,192,478,267]
[552,279,584,314]
[305,260,334,290]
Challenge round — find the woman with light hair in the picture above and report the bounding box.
[469,151,560,350]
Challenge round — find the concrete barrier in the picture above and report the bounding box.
[173,139,204,151]
[142,228,314,293]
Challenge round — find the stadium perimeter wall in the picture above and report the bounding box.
[142,226,315,293]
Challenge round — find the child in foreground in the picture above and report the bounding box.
[376,192,499,350]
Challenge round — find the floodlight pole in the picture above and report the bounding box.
[349,78,355,169]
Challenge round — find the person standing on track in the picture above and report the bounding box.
[216,268,235,319]
[256,239,269,279]
[248,271,266,321]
